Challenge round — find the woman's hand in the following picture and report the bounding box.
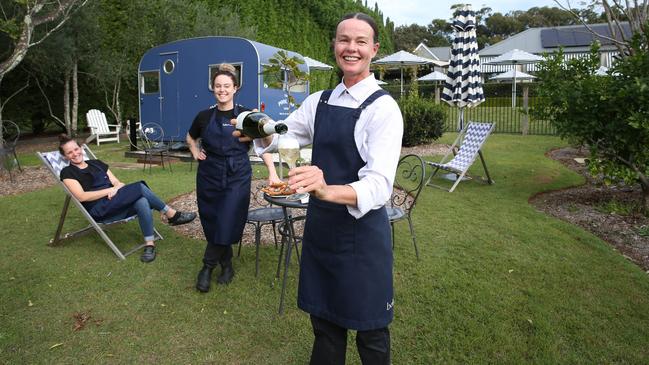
[267,170,283,186]
[231,120,253,142]
[194,149,206,161]
[107,186,120,200]
[288,165,327,199]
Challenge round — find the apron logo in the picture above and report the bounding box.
[221,123,233,127]
[386,299,394,311]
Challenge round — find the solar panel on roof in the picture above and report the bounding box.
[540,29,559,48]
[540,23,631,48]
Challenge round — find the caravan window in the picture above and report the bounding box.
[287,70,307,93]
[263,67,283,90]
[209,63,243,90]
[140,71,159,94]
[262,68,307,93]
[163,59,175,74]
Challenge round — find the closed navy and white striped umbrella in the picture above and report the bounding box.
[442,5,485,130]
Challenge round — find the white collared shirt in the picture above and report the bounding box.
[254,74,403,218]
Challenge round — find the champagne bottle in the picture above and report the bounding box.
[235,111,288,138]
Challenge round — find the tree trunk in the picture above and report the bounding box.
[71,60,79,136]
[63,70,71,135]
[0,74,4,147]
[113,79,122,126]
[640,177,649,214]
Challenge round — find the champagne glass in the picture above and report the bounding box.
[277,135,309,201]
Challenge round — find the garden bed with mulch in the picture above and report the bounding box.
[529,147,649,272]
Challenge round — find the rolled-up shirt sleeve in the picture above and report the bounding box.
[347,96,404,218]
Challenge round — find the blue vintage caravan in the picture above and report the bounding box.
[138,37,310,141]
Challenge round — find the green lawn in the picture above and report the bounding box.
[2,135,649,364]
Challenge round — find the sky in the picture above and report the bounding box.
[371,0,569,27]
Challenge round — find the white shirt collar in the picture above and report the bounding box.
[333,74,380,102]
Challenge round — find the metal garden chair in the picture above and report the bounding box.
[237,185,284,277]
[140,122,172,172]
[387,154,426,260]
[1,120,22,182]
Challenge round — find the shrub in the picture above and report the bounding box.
[532,39,649,212]
[398,95,445,146]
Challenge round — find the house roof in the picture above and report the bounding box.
[413,43,451,61]
[479,22,628,57]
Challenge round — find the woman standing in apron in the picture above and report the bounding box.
[186,64,281,293]
[241,14,403,365]
[58,135,196,263]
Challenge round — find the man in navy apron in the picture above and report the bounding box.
[239,13,403,365]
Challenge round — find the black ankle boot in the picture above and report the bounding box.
[196,265,214,292]
[217,263,235,285]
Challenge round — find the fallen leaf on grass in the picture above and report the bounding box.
[28,300,33,307]
[508,269,514,273]
[49,343,63,350]
[527,319,533,324]
[73,311,92,331]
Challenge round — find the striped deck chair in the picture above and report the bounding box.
[426,122,495,192]
[37,144,162,260]
[85,109,120,145]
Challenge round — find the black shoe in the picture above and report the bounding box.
[140,245,156,263]
[217,264,235,285]
[168,211,197,226]
[196,265,214,293]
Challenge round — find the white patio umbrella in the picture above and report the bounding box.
[490,69,536,81]
[373,50,432,96]
[491,70,536,108]
[418,70,447,82]
[595,65,609,76]
[484,49,543,107]
[303,56,333,71]
[442,5,485,131]
[418,71,447,103]
[376,79,388,85]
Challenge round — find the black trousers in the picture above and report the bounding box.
[309,315,390,365]
[202,244,233,268]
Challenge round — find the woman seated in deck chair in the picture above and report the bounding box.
[58,134,196,263]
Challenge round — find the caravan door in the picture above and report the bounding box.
[159,52,180,140]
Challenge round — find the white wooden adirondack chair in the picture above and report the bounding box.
[85,109,121,145]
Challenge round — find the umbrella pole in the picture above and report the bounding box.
[400,68,404,97]
[512,67,517,108]
[458,107,464,131]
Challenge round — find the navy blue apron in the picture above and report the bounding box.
[297,89,394,331]
[196,106,251,246]
[79,162,147,221]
